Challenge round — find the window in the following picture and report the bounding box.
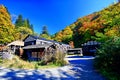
[32,52,37,58]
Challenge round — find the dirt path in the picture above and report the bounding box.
[67,56,106,80]
[0,56,106,80]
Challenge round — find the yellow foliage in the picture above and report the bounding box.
[0,5,15,43]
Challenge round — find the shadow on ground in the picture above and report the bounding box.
[69,56,106,80]
[0,67,80,80]
[0,56,106,80]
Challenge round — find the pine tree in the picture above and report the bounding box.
[15,15,23,28]
[27,19,30,28]
[30,24,34,32]
[23,19,30,27]
[40,26,51,39]
[23,19,30,28]
[41,26,49,35]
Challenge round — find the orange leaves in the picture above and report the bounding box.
[54,31,63,42]
[54,27,73,42]
[78,21,102,35]
[63,27,73,35]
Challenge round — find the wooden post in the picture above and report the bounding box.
[79,48,83,56]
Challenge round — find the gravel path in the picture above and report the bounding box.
[0,56,106,80]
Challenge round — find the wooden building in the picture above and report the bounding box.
[7,40,24,56]
[81,41,101,56]
[22,35,71,61]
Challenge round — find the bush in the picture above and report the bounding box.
[41,53,53,64]
[40,47,67,66]
[38,60,47,66]
[95,36,120,79]
[53,49,67,66]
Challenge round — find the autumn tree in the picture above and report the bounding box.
[54,31,63,42]
[0,5,15,43]
[62,27,73,43]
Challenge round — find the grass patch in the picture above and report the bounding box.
[0,55,66,69]
[0,55,67,69]
[32,62,59,69]
[0,55,35,69]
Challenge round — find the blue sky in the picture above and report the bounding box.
[0,0,117,35]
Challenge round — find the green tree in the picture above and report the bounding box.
[41,26,49,35]
[15,15,34,31]
[14,14,34,40]
[17,27,33,35]
[40,26,51,39]
[23,19,31,28]
[15,15,23,28]
[95,36,120,79]
[30,24,34,32]
[40,34,51,40]
[17,27,33,40]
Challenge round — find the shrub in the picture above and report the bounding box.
[39,47,67,66]
[53,49,67,66]
[95,36,120,79]
[38,60,47,66]
[42,53,53,64]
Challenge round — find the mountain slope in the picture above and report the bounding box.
[53,3,120,47]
